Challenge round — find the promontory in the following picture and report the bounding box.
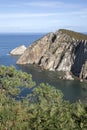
[17,29,87,81]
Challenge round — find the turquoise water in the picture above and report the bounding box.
[0,33,87,103]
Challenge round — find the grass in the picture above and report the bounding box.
[59,29,87,40]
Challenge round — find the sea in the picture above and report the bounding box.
[0,33,87,103]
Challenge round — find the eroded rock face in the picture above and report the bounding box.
[80,61,87,80]
[17,30,87,80]
[10,45,27,56]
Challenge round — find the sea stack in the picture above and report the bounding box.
[17,29,87,81]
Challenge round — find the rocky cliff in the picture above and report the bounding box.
[17,29,87,81]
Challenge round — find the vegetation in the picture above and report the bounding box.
[0,66,35,96]
[0,66,87,130]
[59,29,87,40]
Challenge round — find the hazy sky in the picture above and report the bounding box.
[0,0,87,33]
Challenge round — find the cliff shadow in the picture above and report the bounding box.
[71,41,87,77]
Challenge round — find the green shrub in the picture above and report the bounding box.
[0,66,87,130]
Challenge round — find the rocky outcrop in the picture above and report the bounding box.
[17,29,87,80]
[10,45,27,56]
[80,61,87,80]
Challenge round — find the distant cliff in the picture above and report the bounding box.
[17,29,87,81]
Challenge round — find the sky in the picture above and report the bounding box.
[0,0,87,33]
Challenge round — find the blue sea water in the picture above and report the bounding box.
[0,33,44,66]
[0,33,87,103]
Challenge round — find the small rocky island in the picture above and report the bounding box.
[10,45,27,56]
[17,29,87,81]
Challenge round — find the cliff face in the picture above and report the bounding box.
[80,61,87,80]
[17,29,87,80]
